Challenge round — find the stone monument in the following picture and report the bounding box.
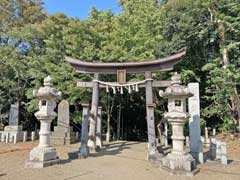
[50,100,76,145]
[0,103,23,143]
[25,76,61,168]
[188,83,204,163]
[159,73,198,176]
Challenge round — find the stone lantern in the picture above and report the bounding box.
[159,73,198,176]
[25,76,61,168]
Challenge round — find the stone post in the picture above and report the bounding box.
[212,128,216,137]
[23,131,27,142]
[145,71,161,163]
[186,136,189,147]
[164,120,168,146]
[159,73,198,176]
[25,76,61,168]
[31,131,36,141]
[220,142,228,165]
[96,106,103,148]
[88,73,100,152]
[205,127,210,147]
[5,133,9,143]
[79,104,90,159]
[188,83,203,163]
[75,132,79,141]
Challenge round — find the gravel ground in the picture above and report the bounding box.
[0,140,240,180]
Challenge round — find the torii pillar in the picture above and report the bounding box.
[87,73,100,152]
[145,71,162,163]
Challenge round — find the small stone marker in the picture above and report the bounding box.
[31,131,36,141]
[76,132,79,141]
[186,136,189,147]
[210,138,228,164]
[23,131,27,142]
[212,128,216,136]
[96,106,103,148]
[216,140,222,159]
[164,120,168,146]
[5,133,9,143]
[220,142,228,165]
[205,127,210,147]
[210,138,217,159]
[13,134,17,144]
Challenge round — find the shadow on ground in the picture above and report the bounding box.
[66,141,143,162]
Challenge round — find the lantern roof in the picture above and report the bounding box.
[159,73,193,98]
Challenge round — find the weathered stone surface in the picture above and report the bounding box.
[79,104,89,158]
[26,76,60,168]
[23,131,27,142]
[88,73,99,149]
[4,125,22,132]
[96,107,103,148]
[31,131,36,141]
[145,72,161,163]
[220,142,228,165]
[51,100,76,145]
[186,136,189,147]
[57,100,69,128]
[162,153,198,176]
[159,73,198,176]
[210,138,228,165]
[1,103,23,143]
[164,120,168,146]
[1,126,23,143]
[188,83,203,163]
[9,103,19,126]
[51,127,76,145]
[205,128,210,147]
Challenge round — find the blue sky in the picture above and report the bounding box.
[43,0,122,19]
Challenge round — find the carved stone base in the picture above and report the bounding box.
[25,146,59,168]
[25,158,60,168]
[161,153,198,176]
[50,126,76,145]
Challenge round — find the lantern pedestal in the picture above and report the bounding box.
[161,153,199,176]
[25,116,60,168]
[161,110,198,176]
[25,147,59,168]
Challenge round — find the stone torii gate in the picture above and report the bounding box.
[65,48,186,162]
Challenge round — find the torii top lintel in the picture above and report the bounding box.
[65,48,186,74]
